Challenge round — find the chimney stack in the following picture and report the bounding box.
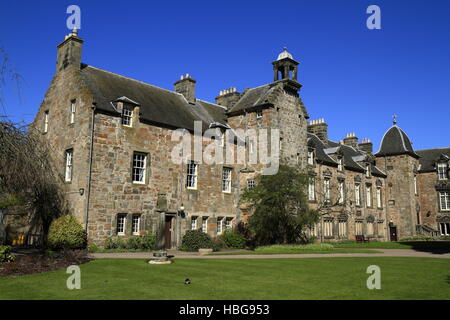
[56,29,83,73]
[174,74,196,104]
[307,118,328,143]
[358,138,373,153]
[343,132,358,148]
[215,87,241,109]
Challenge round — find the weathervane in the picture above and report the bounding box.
[392,114,397,125]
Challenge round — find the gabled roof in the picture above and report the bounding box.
[416,147,450,173]
[227,83,277,115]
[80,64,227,132]
[375,124,419,158]
[307,133,337,166]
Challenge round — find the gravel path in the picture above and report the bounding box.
[90,249,450,259]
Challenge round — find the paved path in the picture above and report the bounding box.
[90,249,450,259]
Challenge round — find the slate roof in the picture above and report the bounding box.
[416,147,450,173]
[227,83,276,115]
[375,125,419,159]
[80,64,227,132]
[308,134,386,177]
[307,133,337,166]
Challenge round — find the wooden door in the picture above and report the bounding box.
[389,226,397,242]
[164,216,172,249]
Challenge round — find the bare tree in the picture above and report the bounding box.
[0,120,66,245]
[309,177,355,242]
[0,45,24,117]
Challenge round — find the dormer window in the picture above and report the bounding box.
[365,164,371,178]
[337,157,343,171]
[256,110,263,119]
[307,150,315,165]
[122,107,133,127]
[438,163,448,180]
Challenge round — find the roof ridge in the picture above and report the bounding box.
[196,99,227,110]
[84,65,184,98]
[416,146,450,152]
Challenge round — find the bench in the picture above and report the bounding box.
[355,235,369,243]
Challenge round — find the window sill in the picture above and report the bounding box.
[117,233,125,236]
[187,187,198,191]
[222,190,232,194]
[132,182,146,185]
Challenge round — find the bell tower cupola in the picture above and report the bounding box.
[272,48,299,82]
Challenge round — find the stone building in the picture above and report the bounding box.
[27,30,450,247]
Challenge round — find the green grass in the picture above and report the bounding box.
[1,257,449,299]
[330,241,450,250]
[210,244,382,255]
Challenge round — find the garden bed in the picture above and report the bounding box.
[0,249,91,277]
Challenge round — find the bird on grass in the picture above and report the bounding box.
[184,278,191,285]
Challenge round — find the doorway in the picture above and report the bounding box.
[164,215,173,249]
[389,226,398,242]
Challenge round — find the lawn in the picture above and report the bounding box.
[210,244,382,255]
[1,257,449,299]
[330,241,450,250]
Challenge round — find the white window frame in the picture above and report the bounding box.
[65,149,73,182]
[338,180,345,204]
[191,216,198,230]
[437,163,448,180]
[365,164,371,178]
[225,218,233,230]
[44,111,49,133]
[366,185,372,208]
[132,152,147,184]
[376,187,382,208]
[122,107,133,127]
[186,161,198,189]
[355,183,361,206]
[222,167,232,193]
[323,178,331,203]
[439,222,450,236]
[70,100,76,124]
[202,217,208,233]
[117,214,126,236]
[308,177,315,201]
[323,219,333,237]
[217,217,223,234]
[337,157,343,171]
[132,214,140,235]
[414,175,418,195]
[338,220,347,237]
[307,150,314,165]
[439,191,450,211]
[247,179,255,189]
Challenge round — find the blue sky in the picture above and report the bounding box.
[1,0,449,151]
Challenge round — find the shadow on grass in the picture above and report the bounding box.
[401,241,450,255]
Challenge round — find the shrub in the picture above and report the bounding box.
[219,230,246,249]
[180,230,213,252]
[126,236,142,250]
[47,215,87,250]
[212,237,225,252]
[0,245,15,262]
[140,233,156,250]
[103,234,156,251]
[88,242,99,253]
[400,235,433,241]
